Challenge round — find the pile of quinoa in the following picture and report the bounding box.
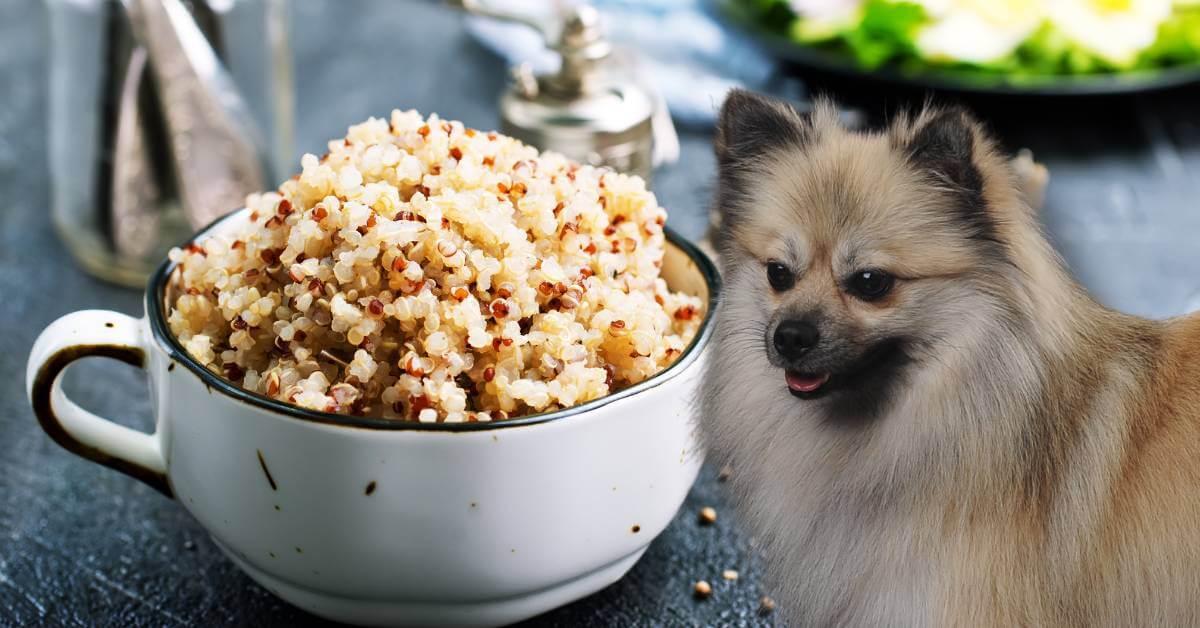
[166,110,704,423]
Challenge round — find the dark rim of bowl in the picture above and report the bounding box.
[146,209,721,431]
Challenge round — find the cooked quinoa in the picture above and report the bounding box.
[166,110,703,423]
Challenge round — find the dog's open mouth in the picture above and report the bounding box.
[785,371,831,398]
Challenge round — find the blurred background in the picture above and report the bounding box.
[2,0,1199,624]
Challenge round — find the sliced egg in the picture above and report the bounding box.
[915,0,1045,64]
[787,0,864,41]
[1048,0,1173,67]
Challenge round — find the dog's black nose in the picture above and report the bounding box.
[774,320,819,359]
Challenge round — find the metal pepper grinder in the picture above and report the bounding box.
[449,1,657,184]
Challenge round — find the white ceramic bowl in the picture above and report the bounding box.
[26,209,718,627]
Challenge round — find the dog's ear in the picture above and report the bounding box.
[715,89,810,165]
[711,90,811,249]
[904,107,985,209]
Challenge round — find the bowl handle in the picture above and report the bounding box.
[25,310,172,497]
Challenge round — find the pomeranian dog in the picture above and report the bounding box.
[700,90,1200,626]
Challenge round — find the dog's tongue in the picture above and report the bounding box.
[786,371,830,393]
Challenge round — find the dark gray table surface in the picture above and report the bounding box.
[2,1,1198,626]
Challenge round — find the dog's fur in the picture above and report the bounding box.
[700,90,1200,626]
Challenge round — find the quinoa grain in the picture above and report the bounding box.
[166,110,702,420]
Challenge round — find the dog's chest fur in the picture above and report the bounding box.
[714,384,1048,626]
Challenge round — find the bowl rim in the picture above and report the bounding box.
[146,208,721,431]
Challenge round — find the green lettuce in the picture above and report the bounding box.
[839,0,926,69]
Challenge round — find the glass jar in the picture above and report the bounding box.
[45,0,293,287]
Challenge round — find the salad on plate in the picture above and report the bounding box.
[735,0,1200,82]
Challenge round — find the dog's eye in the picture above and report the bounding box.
[766,261,794,292]
[847,270,894,301]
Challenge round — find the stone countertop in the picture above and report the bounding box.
[1,1,1198,626]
